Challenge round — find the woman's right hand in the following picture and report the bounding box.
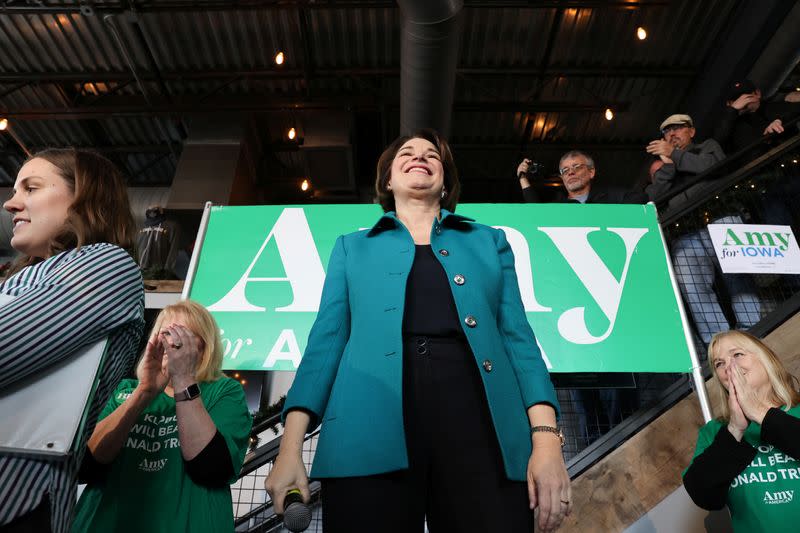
[727,377,748,441]
[265,451,310,514]
[136,334,169,400]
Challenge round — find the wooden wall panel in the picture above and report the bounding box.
[562,313,800,532]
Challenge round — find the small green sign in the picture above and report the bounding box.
[188,203,691,373]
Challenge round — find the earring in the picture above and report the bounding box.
[441,189,447,199]
[387,183,392,190]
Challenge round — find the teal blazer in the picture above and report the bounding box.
[283,209,559,481]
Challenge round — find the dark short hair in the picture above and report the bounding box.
[374,129,460,213]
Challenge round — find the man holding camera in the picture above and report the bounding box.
[517,150,647,204]
[514,150,645,447]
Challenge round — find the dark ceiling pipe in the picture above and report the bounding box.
[397,0,463,137]
[748,1,800,98]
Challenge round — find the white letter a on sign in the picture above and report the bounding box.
[208,208,325,312]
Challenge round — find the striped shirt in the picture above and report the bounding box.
[0,243,144,533]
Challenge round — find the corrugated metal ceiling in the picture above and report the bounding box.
[0,0,754,194]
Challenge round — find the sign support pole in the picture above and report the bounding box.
[654,204,713,422]
[181,202,214,301]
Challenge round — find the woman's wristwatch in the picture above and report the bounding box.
[175,383,201,402]
[530,425,565,447]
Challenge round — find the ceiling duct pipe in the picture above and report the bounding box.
[397,0,463,137]
[748,1,800,98]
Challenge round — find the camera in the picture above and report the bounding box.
[519,159,544,177]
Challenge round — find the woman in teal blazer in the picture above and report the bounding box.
[266,130,570,532]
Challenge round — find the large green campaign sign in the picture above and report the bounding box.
[187,203,692,373]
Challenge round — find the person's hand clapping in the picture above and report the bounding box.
[161,324,202,386]
[646,140,675,159]
[729,360,777,425]
[136,332,170,401]
[726,374,748,442]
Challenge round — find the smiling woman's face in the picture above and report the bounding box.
[712,336,770,393]
[388,137,445,207]
[3,158,74,259]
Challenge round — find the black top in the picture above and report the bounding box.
[683,407,800,510]
[79,430,233,488]
[402,245,463,337]
[713,101,800,153]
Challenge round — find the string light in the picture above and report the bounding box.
[287,127,296,140]
[300,178,311,192]
[604,108,614,121]
[274,51,285,65]
[241,379,247,385]
[0,118,7,131]
[636,27,647,40]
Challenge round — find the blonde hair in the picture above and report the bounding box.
[708,330,800,422]
[138,300,225,383]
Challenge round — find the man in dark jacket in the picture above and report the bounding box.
[517,150,647,204]
[714,79,800,153]
[516,149,644,447]
[645,113,726,210]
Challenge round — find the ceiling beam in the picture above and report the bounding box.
[0,66,695,85]
[1,97,630,120]
[0,1,669,16]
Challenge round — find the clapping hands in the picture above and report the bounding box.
[137,333,170,400]
[726,359,777,440]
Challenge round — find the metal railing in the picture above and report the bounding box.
[233,426,323,533]
[564,118,800,476]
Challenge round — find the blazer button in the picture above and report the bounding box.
[439,249,449,257]
[464,315,477,328]
[483,359,493,372]
[453,274,465,285]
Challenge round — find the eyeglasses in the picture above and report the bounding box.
[660,123,690,136]
[558,163,591,176]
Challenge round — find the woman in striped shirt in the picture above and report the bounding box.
[0,149,145,533]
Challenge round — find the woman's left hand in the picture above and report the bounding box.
[730,360,776,425]
[527,439,571,532]
[161,324,202,384]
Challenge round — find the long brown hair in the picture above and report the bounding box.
[374,128,460,213]
[8,148,136,275]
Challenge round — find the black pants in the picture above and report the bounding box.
[321,336,533,533]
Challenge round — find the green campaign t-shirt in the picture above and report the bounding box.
[71,377,252,533]
[689,405,800,532]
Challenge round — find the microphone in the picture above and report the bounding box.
[283,489,312,532]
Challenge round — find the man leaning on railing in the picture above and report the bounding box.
[645,113,760,345]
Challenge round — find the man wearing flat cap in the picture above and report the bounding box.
[646,113,759,343]
[714,79,800,153]
[645,113,725,208]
